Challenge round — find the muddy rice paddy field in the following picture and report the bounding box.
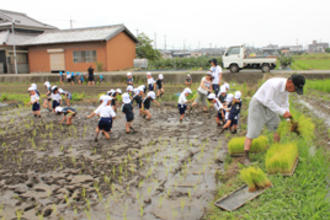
[0,103,229,220]
[0,76,329,220]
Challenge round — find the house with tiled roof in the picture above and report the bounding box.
[0,9,57,73]
[23,24,138,73]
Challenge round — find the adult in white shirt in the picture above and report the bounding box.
[244,74,305,161]
[192,72,213,112]
[209,58,223,96]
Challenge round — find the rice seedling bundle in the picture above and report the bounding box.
[228,136,268,155]
[240,166,272,192]
[265,142,298,174]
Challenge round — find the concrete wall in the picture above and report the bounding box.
[1,71,329,84]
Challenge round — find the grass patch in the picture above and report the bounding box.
[240,166,271,192]
[0,93,30,104]
[305,79,330,93]
[228,136,268,155]
[291,53,330,70]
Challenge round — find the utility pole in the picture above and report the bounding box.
[70,17,74,29]
[164,35,167,50]
[11,21,18,74]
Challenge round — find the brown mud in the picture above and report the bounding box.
[0,104,227,220]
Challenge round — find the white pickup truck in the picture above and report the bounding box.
[222,46,277,73]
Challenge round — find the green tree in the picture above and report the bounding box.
[325,48,330,53]
[136,33,161,61]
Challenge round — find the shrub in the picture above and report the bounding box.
[71,92,85,101]
[228,136,269,155]
[240,166,272,192]
[279,55,294,68]
[265,142,298,174]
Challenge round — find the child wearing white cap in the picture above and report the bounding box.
[121,93,135,133]
[217,85,227,104]
[207,93,225,126]
[50,86,62,112]
[111,88,122,112]
[43,81,52,111]
[30,83,40,96]
[58,88,72,106]
[223,93,234,121]
[178,88,192,122]
[222,91,242,134]
[156,74,165,98]
[90,99,116,142]
[127,72,134,86]
[132,85,145,115]
[55,106,77,125]
[142,91,160,120]
[87,95,112,119]
[126,85,134,96]
[28,87,41,117]
[146,72,156,91]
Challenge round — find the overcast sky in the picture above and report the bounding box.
[2,0,329,49]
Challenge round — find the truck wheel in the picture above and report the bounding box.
[229,64,239,73]
[261,64,270,73]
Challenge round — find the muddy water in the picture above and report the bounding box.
[298,99,330,127]
[0,104,225,220]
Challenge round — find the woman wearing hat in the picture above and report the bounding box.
[192,72,213,112]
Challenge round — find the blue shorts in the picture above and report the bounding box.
[98,117,112,132]
[178,104,187,115]
[212,84,220,95]
[32,103,40,111]
[148,84,154,91]
[52,100,60,109]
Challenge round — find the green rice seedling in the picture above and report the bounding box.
[265,142,298,174]
[240,166,272,192]
[228,136,269,155]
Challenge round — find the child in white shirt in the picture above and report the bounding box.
[28,87,41,117]
[178,88,192,122]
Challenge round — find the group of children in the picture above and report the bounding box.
[27,70,241,141]
[178,74,242,134]
[27,81,77,125]
[59,71,104,86]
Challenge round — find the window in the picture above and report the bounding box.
[73,50,96,63]
[227,47,240,55]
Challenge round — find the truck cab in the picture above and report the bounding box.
[222,46,276,73]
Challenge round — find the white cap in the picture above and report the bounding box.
[31,83,37,89]
[110,89,115,94]
[220,85,226,94]
[224,82,230,90]
[122,93,131,104]
[234,91,242,99]
[183,88,192,94]
[208,93,216,100]
[147,91,156,99]
[44,81,50,86]
[138,85,145,92]
[27,87,34,91]
[146,72,151,76]
[116,88,122,94]
[127,72,132,76]
[55,106,63,113]
[126,85,134,92]
[58,88,64,94]
[207,71,213,76]
[100,95,112,103]
[225,93,234,103]
[158,74,164,80]
[51,85,58,91]
[106,90,112,96]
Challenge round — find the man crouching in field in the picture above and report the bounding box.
[244,74,305,162]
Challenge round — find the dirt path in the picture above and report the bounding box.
[0,104,226,220]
